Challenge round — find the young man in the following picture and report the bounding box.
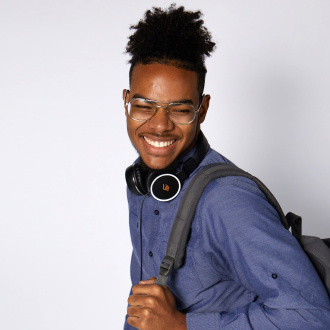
[123,5,330,330]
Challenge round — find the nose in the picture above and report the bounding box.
[147,106,174,132]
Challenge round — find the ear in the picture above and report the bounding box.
[123,89,130,117]
[123,89,128,101]
[198,94,210,124]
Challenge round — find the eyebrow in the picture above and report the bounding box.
[131,94,194,105]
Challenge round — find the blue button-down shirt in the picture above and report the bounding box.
[124,144,330,329]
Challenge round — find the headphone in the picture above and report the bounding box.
[125,132,210,202]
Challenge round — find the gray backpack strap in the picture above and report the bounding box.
[286,213,330,296]
[155,163,288,286]
[299,236,330,295]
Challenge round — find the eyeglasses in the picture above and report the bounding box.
[124,90,204,125]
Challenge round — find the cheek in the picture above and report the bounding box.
[126,120,145,147]
[126,121,136,143]
[127,117,138,135]
[182,123,198,143]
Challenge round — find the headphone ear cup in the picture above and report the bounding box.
[147,172,181,202]
[134,163,148,194]
[125,163,148,195]
[146,171,158,193]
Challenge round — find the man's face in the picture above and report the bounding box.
[124,63,209,170]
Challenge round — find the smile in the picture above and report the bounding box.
[143,136,176,148]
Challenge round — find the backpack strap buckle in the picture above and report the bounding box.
[155,256,175,286]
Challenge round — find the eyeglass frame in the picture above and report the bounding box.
[123,90,205,125]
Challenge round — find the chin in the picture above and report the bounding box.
[141,156,176,171]
[146,161,169,171]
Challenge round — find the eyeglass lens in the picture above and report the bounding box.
[127,99,196,124]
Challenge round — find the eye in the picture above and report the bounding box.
[136,104,153,109]
[169,104,193,115]
[173,109,190,113]
[131,100,154,111]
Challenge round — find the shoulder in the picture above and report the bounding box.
[199,147,234,167]
[191,164,287,245]
[192,148,281,229]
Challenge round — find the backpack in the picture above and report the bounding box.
[154,163,330,297]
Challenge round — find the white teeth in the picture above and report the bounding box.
[144,136,175,148]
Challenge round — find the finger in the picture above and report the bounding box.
[126,315,139,329]
[127,305,141,318]
[139,277,156,285]
[127,306,153,329]
[128,293,144,306]
[128,292,157,308]
[127,308,141,329]
[132,283,164,296]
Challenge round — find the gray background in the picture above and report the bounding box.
[1,0,329,329]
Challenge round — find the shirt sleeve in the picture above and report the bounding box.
[186,176,330,329]
[123,250,140,330]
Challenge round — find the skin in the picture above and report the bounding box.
[127,277,186,330]
[124,63,210,330]
[123,62,210,170]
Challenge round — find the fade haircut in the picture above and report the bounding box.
[125,4,216,97]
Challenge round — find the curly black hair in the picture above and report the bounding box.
[126,4,216,96]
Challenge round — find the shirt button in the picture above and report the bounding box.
[149,251,153,257]
[154,210,159,215]
[272,273,278,279]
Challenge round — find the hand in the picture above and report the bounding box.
[127,277,186,330]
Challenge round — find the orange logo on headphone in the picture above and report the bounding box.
[163,184,169,191]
